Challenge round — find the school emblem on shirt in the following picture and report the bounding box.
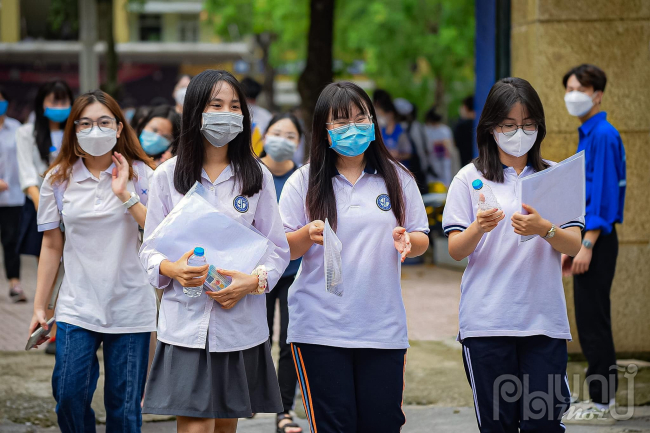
[376,194,391,211]
[233,195,249,213]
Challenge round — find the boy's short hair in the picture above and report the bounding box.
[562,64,607,92]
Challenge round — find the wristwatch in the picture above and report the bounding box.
[543,224,556,239]
[123,192,140,209]
[582,239,593,249]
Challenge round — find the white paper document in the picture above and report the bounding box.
[145,182,274,273]
[517,151,586,244]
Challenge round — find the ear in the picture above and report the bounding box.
[594,90,603,106]
[116,121,123,139]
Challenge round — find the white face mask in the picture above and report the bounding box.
[564,91,597,117]
[494,128,538,157]
[264,135,297,162]
[76,128,117,157]
[201,112,244,148]
[174,87,187,106]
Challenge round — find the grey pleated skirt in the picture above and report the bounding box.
[142,339,283,418]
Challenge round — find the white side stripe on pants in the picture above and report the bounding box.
[464,346,482,427]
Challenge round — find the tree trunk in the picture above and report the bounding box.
[256,32,277,111]
[297,0,335,162]
[98,0,119,98]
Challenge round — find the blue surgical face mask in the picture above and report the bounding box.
[44,106,71,123]
[327,123,375,157]
[0,101,8,116]
[140,130,171,156]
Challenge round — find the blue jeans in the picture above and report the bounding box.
[52,322,150,433]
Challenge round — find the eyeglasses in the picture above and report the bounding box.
[497,122,538,137]
[326,115,373,133]
[74,116,117,135]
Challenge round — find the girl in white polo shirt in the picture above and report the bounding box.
[442,77,583,432]
[279,82,429,433]
[28,90,157,432]
[139,70,289,433]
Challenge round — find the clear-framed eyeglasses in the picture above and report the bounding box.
[326,114,373,133]
[74,116,117,135]
[497,122,538,137]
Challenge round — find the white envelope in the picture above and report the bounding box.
[145,182,274,273]
[517,152,586,244]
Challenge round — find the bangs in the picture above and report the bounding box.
[329,87,370,121]
[50,82,71,103]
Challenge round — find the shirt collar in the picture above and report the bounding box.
[578,112,607,138]
[71,158,115,182]
[334,160,377,176]
[201,164,234,185]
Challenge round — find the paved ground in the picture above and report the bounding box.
[1,256,649,432]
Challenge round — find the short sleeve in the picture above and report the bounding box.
[279,170,308,232]
[560,215,585,231]
[15,124,40,191]
[36,172,61,232]
[442,176,473,237]
[133,161,153,207]
[402,175,429,234]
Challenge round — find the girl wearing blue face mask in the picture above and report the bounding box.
[15,80,73,321]
[278,82,429,433]
[135,105,180,166]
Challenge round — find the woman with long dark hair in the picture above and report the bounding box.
[139,70,288,433]
[135,104,180,165]
[28,90,157,431]
[15,80,73,266]
[279,82,429,432]
[442,77,583,432]
[260,112,303,433]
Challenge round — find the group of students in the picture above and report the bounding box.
[0,61,624,433]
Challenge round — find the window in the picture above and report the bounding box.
[139,14,162,42]
[177,15,199,42]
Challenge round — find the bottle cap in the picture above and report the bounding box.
[471,179,484,190]
[193,247,204,256]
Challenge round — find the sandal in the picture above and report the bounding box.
[277,413,302,433]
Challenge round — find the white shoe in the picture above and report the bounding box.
[562,401,616,425]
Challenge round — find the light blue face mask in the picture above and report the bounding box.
[327,123,375,157]
[140,130,171,156]
[44,107,71,123]
[0,101,8,116]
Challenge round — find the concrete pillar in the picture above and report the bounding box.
[0,0,20,42]
[511,0,650,353]
[79,0,99,92]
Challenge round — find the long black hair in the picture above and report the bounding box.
[173,70,262,196]
[33,80,74,163]
[306,81,409,230]
[475,77,548,182]
[135,104,181,157]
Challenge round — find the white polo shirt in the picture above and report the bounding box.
[139,157,290,352]
[442,162,584,341]
[37,158,157,334]
[279,162,429,349]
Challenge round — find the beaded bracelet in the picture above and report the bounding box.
[250,265,268,294]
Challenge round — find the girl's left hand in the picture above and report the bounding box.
[205,269,259,310]
[393,227,411,262]
[511,204,551,237]
[111,152,131,202]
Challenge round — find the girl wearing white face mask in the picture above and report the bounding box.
[442,78,583,432]
[260,113,304,433]
[139,70,288,433]
[28,90,157,432]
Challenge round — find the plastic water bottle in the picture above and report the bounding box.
[183,247,207,298]
[471,179,501,211]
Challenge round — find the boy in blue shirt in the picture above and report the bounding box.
[562,64,626,417]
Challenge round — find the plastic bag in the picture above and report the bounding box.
[323,218,343,296]
[144,182,274,276]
